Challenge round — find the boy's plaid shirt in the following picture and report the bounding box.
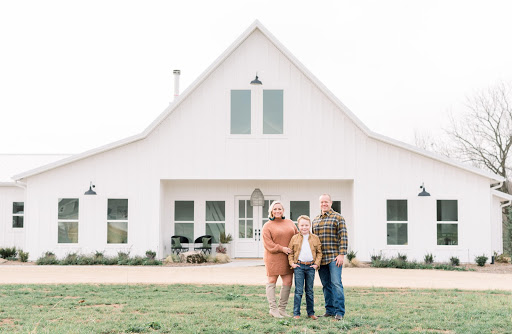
[312,209,348,265]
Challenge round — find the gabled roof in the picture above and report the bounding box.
[13,20,504,183]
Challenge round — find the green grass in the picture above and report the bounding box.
[0,284,510,333]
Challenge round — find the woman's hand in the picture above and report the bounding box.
[291,263,299,268]
[282,247,292,255]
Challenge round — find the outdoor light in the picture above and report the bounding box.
[250,74,262,85]
[250,188,264,206]
[84,182,97,195]
[418,183,430,196]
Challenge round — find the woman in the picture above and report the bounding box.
[262,200,298,318]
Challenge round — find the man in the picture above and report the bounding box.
[312,194,348,320]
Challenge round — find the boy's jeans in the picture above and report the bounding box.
[293,263,316,316]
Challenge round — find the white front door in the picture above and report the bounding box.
[235,196,279,258]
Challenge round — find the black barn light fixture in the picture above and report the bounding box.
[84,182,97,195]
[418,183,430,196]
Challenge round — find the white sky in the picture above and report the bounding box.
[1,0,512,154]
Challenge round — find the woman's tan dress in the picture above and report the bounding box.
[262,218,298,276]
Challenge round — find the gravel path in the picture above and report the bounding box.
[1,260,511,291]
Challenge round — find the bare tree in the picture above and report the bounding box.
[446,82,512,193]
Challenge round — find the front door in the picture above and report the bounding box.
[235,196,279,258]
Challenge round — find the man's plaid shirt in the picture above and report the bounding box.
[312,209,348,265]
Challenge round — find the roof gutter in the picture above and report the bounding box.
[14,180,27,189]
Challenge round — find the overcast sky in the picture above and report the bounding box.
[1,0,512,154]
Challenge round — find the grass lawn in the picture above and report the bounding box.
[0,284,511,333]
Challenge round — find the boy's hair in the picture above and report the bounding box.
[297,215,311,225]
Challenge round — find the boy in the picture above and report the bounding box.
[288,215,322,320]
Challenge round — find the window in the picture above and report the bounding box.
[231,90,251,134]
[174,201,194,242]
[107,199,128,244]
[263,90,283,134]
[238,200,253,238]
[205,201,225,243]
[290,201,309,221]
[12,202,24,228]
[387,200,408,245]
[58,198,79,243]
[437,200,458,245]
[332,201,341,213]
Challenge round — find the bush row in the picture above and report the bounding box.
[370,253,472,271]
[36,251,162,266]
[0,247,29,262]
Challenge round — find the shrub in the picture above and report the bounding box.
[219,232,233,243]
[397,253,407,261]
[370,252,382,262]
[62,252,79,265]
[493,251,509,264]
[0,247,17,259]
[424,253,434,264]
[475,255,488,267]
[145,250,156,260]
[346,250,357,262]
[214,253,231,263]
[143,258,162,266]
[36,252,59,265]
[94,251,104,259]
[128,256,144,266]
[18,250,29,262]
[216,244,227,254]
[449,256,460,266]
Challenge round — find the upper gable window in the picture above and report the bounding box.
[230,90,251,134]
[263,90,283,134]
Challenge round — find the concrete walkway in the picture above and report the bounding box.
[1,260,511,291]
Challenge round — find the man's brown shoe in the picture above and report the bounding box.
[293,316,300,319]
[319,313,335,317]
[308,315,318,320]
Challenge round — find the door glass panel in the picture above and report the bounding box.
[247,220,253,238]
[246,201,253,218]
[239,200,245,218]
[239,219,246,238]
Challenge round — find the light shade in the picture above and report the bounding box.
[85,182,97,195]
[250,75,262,85]
[418,183,430,196]
[250,188,264,206]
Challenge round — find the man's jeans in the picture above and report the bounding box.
[318,260,345,317]
[293,263,316,316]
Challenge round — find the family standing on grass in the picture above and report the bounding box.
[262,194,348,321]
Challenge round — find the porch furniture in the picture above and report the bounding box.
[171,235,190,254]
[194,235,213,254]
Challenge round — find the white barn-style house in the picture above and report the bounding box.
[1,21,511,262]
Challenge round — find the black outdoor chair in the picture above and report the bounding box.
[194,234,213,254]
[171,235,190,254]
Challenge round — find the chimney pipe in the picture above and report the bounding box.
[173,69,180,99]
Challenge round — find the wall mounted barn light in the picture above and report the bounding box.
[250,188,264,206]
[250,73,262,85]
[418,183,430,196]
[84,182,97,195]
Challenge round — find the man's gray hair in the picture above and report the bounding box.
[319,193,332,201]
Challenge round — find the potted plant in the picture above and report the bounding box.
[219,232,233,257]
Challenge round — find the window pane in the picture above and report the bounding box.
[262,200,270,226]
[239,200,245,219]
[58,222,78,243]
[239,220,245,238]
[58,198,79,220]
[437,200,458,221]
[387,223,408,245]
[290,201,309,221]
[206,223,225,243]
[231,90,251,134]
[247,220,253,238]
[387,200,407,221]
[437,224,458,245]
[12,216,24,228]
[332,201,341,213]
[246,200,253,218]
[175,201,194,221]
[175,223,194,242]
[13,202,24,214]
[206,201,225,221]
[107,222,128,244]
[263,90,283,134]
[108,199,128,220]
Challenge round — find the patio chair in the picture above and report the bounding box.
[171,235,190,255]
[194,235,213,254]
